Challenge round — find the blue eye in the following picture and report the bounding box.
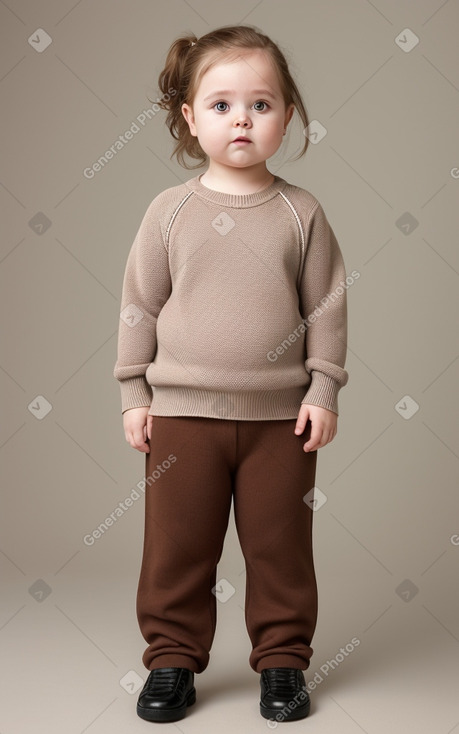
[214,102,228,112]
[253,101,268,111]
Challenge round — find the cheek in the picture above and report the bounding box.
[261,117,282,136]
[203,125,223,147]
[264,125,283,144]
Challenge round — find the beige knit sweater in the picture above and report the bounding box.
[113,174,349,419]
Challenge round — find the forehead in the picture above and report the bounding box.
[195,49,281,96]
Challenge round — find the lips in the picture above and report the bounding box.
[232,137,251,143]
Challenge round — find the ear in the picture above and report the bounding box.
[284,102,295,129]
[181,103,197,137]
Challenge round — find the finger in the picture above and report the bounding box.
[320,429,334,448]
[303,424,323,452]
[294,411,309,434]
[323,428,335,445]
[133,428,149,453]
[147,415,153,441]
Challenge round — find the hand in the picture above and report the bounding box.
[294,403,337,452]
[122,406,154,453]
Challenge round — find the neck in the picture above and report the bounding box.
[200,164,275,195]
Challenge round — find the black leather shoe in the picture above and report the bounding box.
[260,667,310,721]
[136,667,196,722]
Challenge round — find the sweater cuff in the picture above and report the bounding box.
[301,371,342,415]
[119,377,152,414]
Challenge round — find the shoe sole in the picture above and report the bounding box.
[137,687,196,722]
[260,698,310,721]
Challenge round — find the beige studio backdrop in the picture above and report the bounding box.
[1,1,459,733]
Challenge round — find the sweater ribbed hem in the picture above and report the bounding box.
[147,386,308,421]
[119,374,343,417]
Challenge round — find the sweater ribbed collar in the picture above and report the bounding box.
[184,173,288,208]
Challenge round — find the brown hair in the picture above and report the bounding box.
[154,24,310,169]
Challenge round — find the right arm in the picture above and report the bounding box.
[113,197,172,450]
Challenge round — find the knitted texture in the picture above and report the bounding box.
[113,174,349,419]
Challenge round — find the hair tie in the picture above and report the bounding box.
[190,41,196,46]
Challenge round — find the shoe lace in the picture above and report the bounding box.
[144,668,188,694]
[264,668,303,695]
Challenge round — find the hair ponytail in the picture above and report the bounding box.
[153,33,206,169]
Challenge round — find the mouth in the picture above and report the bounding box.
[232,137,252,144]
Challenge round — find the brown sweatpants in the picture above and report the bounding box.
[137,415,318,674]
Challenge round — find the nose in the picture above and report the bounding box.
[233,112,252,128]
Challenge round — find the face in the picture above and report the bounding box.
[181,49,295,172]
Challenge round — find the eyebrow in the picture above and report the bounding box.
[203,89,277,101]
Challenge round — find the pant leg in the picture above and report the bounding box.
[136,416,234,673]
[232,418,318,673]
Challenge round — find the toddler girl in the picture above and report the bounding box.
[114,23,349,724]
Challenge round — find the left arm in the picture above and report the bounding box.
[295,200,349,450]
